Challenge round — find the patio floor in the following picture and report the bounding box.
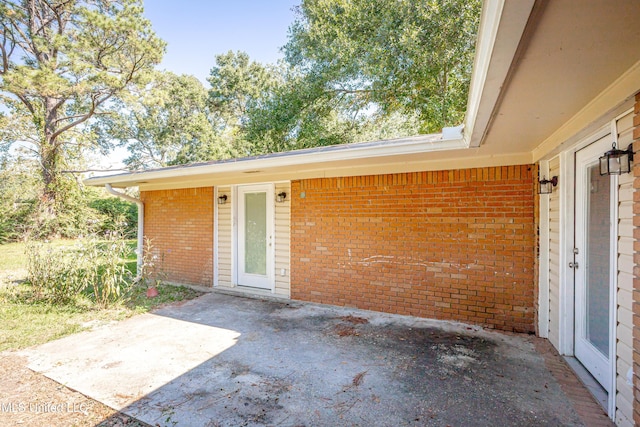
[18,292,609,426]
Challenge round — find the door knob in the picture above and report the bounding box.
[569,262,579,269]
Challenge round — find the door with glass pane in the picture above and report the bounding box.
[237,184,274,289]
[574,136,615,393]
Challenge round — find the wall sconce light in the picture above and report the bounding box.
[276,192,287,203]
[599,142,633,175]
[217,194,227,205]
[539,176,558,195]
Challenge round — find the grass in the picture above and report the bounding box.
[0,239,202,352]
[0,239,78,271]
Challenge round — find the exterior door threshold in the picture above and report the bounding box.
[563,356,607,410]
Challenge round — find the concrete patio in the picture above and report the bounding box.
[19,292,602,426]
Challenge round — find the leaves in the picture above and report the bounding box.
[98,70,241,169]
[284,0,481,133]
[0,0,165,209]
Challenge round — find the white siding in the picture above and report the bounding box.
[547,155,561,349]
[615,112,634,427]
[274,182,291,297]
[217,186,233,289]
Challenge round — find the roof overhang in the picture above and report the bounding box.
[477,0,640,160]
[85,0,640,191]
[85,132,468,190]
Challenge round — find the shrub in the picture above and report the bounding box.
[25,235,133,306]
[89,197,138,238]
[25,241,86,304]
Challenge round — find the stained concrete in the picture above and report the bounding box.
[21,292,584,426]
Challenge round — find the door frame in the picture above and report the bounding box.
[573,136,618,397]
[556,123,619,417]
[233,183,276,291]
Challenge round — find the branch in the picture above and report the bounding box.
[53,110,111,125]
[49,91,115,141]
[61,168,129,173]
[15,93,36,115]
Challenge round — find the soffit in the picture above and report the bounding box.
[481,0,640,158]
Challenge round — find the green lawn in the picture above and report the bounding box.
[0,239,202,352]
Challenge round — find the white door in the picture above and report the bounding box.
[574,136,616,393]
[237,184,274,290]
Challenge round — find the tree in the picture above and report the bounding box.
[284,0,481,133]
[207,51,280,128]
[0,0,165,211]
[242,59,423,155]
[98,71,228,169]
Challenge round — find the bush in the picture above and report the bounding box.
[25,241,86,304]
[25,235,133,306]
[89,197,138,238]
[0,201,33,244]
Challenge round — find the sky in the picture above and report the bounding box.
[97,0,300,170]
[143,1,300,84]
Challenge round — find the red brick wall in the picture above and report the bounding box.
[291,165,536,333]
[141,187,213,287]
[632,91,640,425]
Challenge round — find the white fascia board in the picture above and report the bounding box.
[84,134,466,188]
[463,0,536,148]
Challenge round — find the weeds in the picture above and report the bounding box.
[25,233,133,306]
[1,238,202,351]
[137,237,166,290]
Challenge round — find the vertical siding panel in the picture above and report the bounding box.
[615,112,634,427]
[275,182,291,297]
[547,155,561,349]
[217,186,233,289]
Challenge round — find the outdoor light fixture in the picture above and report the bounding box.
[538,176,558,195]
[276,192,287,203]
[599,142,634,175]
[217,194,227,205]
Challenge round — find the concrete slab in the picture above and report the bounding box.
[20,293,585,426]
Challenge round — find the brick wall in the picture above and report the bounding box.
[291,165,536,333]
[632,91,640,425]
[141,187,213,287]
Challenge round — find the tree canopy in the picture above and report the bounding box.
[98,71,224,170]
[0,0,165,209]
[284,0,481,134]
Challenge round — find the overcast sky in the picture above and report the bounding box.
[143,0,300,84]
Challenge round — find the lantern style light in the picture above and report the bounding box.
[599,142,633,175]
[276,192,287,203]
[217,194,228,205]
[538,176,558,195]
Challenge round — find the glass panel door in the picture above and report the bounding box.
[237,184,274,289]
[244,192,267,275]
[584,166,610,355]
[574,136,614,393]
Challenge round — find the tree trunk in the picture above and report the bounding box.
[41,97,61,210]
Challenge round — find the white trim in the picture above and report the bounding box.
[85,135,465,188]
[558,125,612,356]
[574,137,615,393]
[463,0,505,147]
[537,160,550,338]
[235,183,275,291]
[231,185,238,287]
[558,148,574,356]
[213,187,219,288]
[464,0,535,148]
[608,173,619,419]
